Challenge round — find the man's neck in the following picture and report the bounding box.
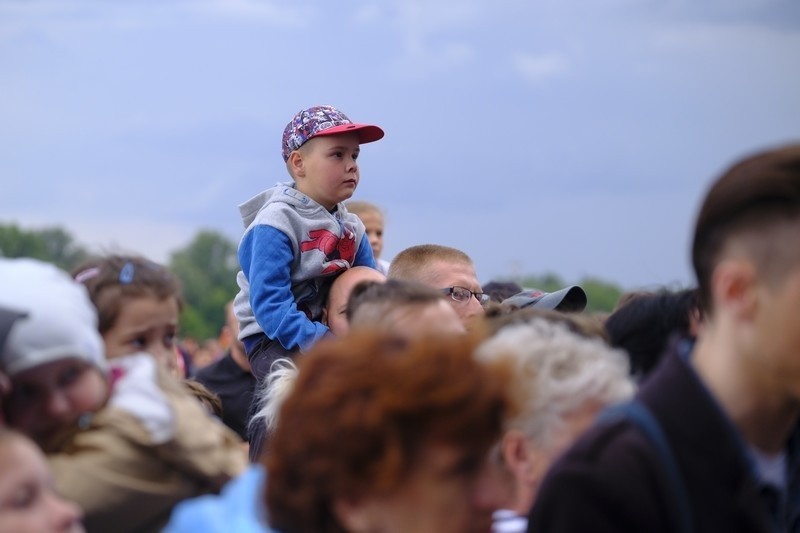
[693,330,800,454]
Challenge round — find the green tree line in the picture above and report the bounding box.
[0,223,627,340]
[0,223,239,341]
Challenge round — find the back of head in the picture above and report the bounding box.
[388,244,473,284]
[475,319,633,449]
[345,200,382,219]
[605,288,699,378]
[692,144,800,313]
[264,331,510,533]
[483,280,523,303]
[346,279,448,325]
[484,306,606,342]
[72,254,182,334]
[0,258,105,376]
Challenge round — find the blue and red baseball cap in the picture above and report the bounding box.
[281,105,384,161]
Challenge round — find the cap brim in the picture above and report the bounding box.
[503,286,588,312]
[314,123,385,144]
[545,286,587,312]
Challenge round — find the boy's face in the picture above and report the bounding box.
[5,359,109,446]
[0,435,85,532]
[293,133,361,211]
[358,209,384,260]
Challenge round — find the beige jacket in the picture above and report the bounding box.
[48,353,248,533]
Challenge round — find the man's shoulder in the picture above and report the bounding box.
[528,417,669,532]
[193,355,231,384]
[555,415,657,475]
[194,355,253,388]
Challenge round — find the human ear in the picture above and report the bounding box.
[711,258,758,322]
[501,430,536,483]
[288,151,305,178]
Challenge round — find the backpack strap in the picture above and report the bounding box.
[599,400,694,533]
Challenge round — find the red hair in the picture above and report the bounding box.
[263,331,510,532]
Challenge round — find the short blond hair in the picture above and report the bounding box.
[346,200,383,219]
[388,244,473,283]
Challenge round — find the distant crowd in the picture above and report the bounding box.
[1,105,799,533]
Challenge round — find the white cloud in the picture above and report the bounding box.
[512,51,570,84]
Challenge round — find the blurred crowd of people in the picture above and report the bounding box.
[1,105,799,533]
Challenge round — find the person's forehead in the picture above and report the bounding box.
[306,132,361,151]
[113,296,179,331]
[427,259,480,288]
[331,269,386,301]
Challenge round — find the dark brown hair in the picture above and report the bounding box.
[71,254,182,334]
[263,331,510,533]
[692,145,800,312]
[484,306,609,342]
[345,279,445,323]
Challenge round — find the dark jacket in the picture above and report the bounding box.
[194,352,256,441]
[528,340,800,532]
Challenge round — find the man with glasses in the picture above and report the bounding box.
[388,244,487,327]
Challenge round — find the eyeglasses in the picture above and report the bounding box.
[442,286,490,305]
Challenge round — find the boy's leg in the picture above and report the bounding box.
[247,337,294,382]
[246,337,296,461]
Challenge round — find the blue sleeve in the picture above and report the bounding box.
[354,233,377,269]
[239,225,330,352]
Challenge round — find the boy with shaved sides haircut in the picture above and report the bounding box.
[528,145,800,532]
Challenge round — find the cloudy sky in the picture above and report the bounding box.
[2,0,799,290]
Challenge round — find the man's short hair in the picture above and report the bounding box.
[692,144,800,312]
[388,244,473,284]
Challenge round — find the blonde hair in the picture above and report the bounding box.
[346,200,384,220]
[388,244,473,283]
[475,319,634,450]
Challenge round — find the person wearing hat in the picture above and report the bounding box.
[234,105,384,458]
[234,105,385,385]
[0,258,246,533]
